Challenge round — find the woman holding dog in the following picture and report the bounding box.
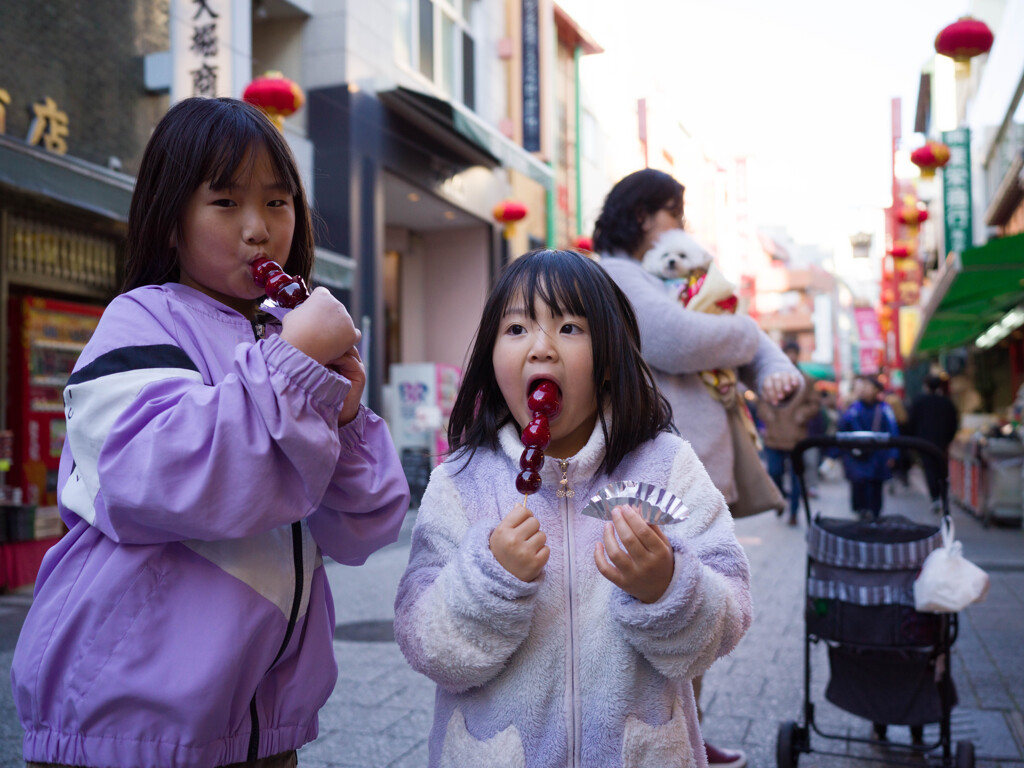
[594,168,802,768]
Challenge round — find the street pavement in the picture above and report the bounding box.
[0,465,1022,767]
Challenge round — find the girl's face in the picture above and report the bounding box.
[175,144,295,319]
[493,291,599,460]
[634,205,684,259]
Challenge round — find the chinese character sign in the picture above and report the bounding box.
[171,0,232,102]
[854,307,884,375]
[941,128,972,255]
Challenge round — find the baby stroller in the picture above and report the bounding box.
[776,432,976,768]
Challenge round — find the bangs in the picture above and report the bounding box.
[200,120,297,196]
[499,250,592,321]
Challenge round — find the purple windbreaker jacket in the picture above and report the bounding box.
[11,284,410,767]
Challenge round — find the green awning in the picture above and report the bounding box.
[913,231,1024,355]
[798,361,835,381]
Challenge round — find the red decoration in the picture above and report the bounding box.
[898,207,929,226]
[243,71,305,130]
[493,200,528,239]
[910,141,951,178]
[573,236,594,252]
[887,241,916,259]
[934,16,994,62]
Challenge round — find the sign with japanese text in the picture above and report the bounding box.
[0,87,70,155]
[171,0,232,102]
[854,306,883,375]
[941,128,972,255]
[521,0,540,152]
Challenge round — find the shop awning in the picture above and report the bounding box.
[913,231,1024,355]
[0,134,134,221]
[798,361,836,381]
[378,86,554,190]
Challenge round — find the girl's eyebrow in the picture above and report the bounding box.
[502,305,527,317]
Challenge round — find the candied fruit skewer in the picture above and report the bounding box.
[516,380,561,505]
[250,256,309,309]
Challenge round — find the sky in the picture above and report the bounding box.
[557,0,975,250]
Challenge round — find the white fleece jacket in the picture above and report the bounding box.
[394,420,752,768]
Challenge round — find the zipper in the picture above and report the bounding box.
[558,459,581,767]
[246,319,304,761]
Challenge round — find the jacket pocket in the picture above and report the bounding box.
[622,698,696,768]
[67,563,162,702]
[440,709,526,768]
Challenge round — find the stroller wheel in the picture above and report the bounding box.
[955,740,975,768]
[776,721,803,768]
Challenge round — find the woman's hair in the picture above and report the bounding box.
[122,97,315,292]
[447,249,674,475]
[592,169,684,256]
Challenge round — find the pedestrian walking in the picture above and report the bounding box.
[10,98,410,768]
[837,375,900,520]
[594,168,801,768]
[758,341,821,526]
[393,249,752,768]
[908,373,960,512]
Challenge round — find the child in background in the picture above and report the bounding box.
[837,375,900,519]
[394,249,752,768]
[11,98,410,768]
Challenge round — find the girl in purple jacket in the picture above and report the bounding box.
[11,98,410,768]
[394,249,752,768]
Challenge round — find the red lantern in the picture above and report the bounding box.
[898,207,929,226]
[887,241,916,259]
[934,16,994,62]
[573,235,593,252]
[493,200,528,238]
[910,141,951,178]
[243,71,305,130]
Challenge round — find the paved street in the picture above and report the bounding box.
[1,466,1022,767]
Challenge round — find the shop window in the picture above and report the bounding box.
[398,0,476,110]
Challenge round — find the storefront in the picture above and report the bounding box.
[0,133,132,590]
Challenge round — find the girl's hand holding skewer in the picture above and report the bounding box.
[280,287,361,366]
[594,505,674,603]
[489,503,550,582]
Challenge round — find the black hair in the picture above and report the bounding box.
[122,97,315,293]
[925,374,945,392]
[592,169,684,257]
[447,249,674,475]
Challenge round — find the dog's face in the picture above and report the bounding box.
[640,229,713,279]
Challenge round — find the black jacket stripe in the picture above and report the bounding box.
[67,345,200,386]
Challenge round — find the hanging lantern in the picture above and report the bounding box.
[887,241,916,259]
[243,71,306,130]
[573,235,594,252]
[934,16,993,63]
[910,141,951,178]
[493,200,528,238]
[898,206,929,226]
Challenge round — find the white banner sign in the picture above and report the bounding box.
[171,0,233,102]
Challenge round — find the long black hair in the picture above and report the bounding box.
[122,97,315,292]
[592,169,684,257]
[447,249,673,475]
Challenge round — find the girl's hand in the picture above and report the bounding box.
[280,287,361,365]
[489,503,550,582]
[329,346,365,426]
[762,371,802,406]
[594,505,674,603]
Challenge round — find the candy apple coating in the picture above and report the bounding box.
[249,256,309,308]
[527,380,562,418]
[521,415,551,449]
[520,447,544,472]
[515,470,542,495]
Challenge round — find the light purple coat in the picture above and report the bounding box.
[11,284,410,767]
[394,420,752,768]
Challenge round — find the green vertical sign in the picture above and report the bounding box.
[941,128,972,254]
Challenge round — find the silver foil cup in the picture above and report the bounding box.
[581,481,689,526]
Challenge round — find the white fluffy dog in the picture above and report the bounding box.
[640,228,713,279]
[641,229,738,314]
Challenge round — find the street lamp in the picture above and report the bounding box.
[850,232,872,259]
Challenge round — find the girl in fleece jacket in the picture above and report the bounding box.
[11,98,409,768]
[394,249,752,768]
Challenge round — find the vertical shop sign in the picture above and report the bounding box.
[171,0,232,102]
[521,0,540,152]
[854,306,884,375]
[941,127,972,255]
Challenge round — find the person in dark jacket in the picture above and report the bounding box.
[908,374,960,512]
[837,375,900,519]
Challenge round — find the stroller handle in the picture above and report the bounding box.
[791,432,947,479]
